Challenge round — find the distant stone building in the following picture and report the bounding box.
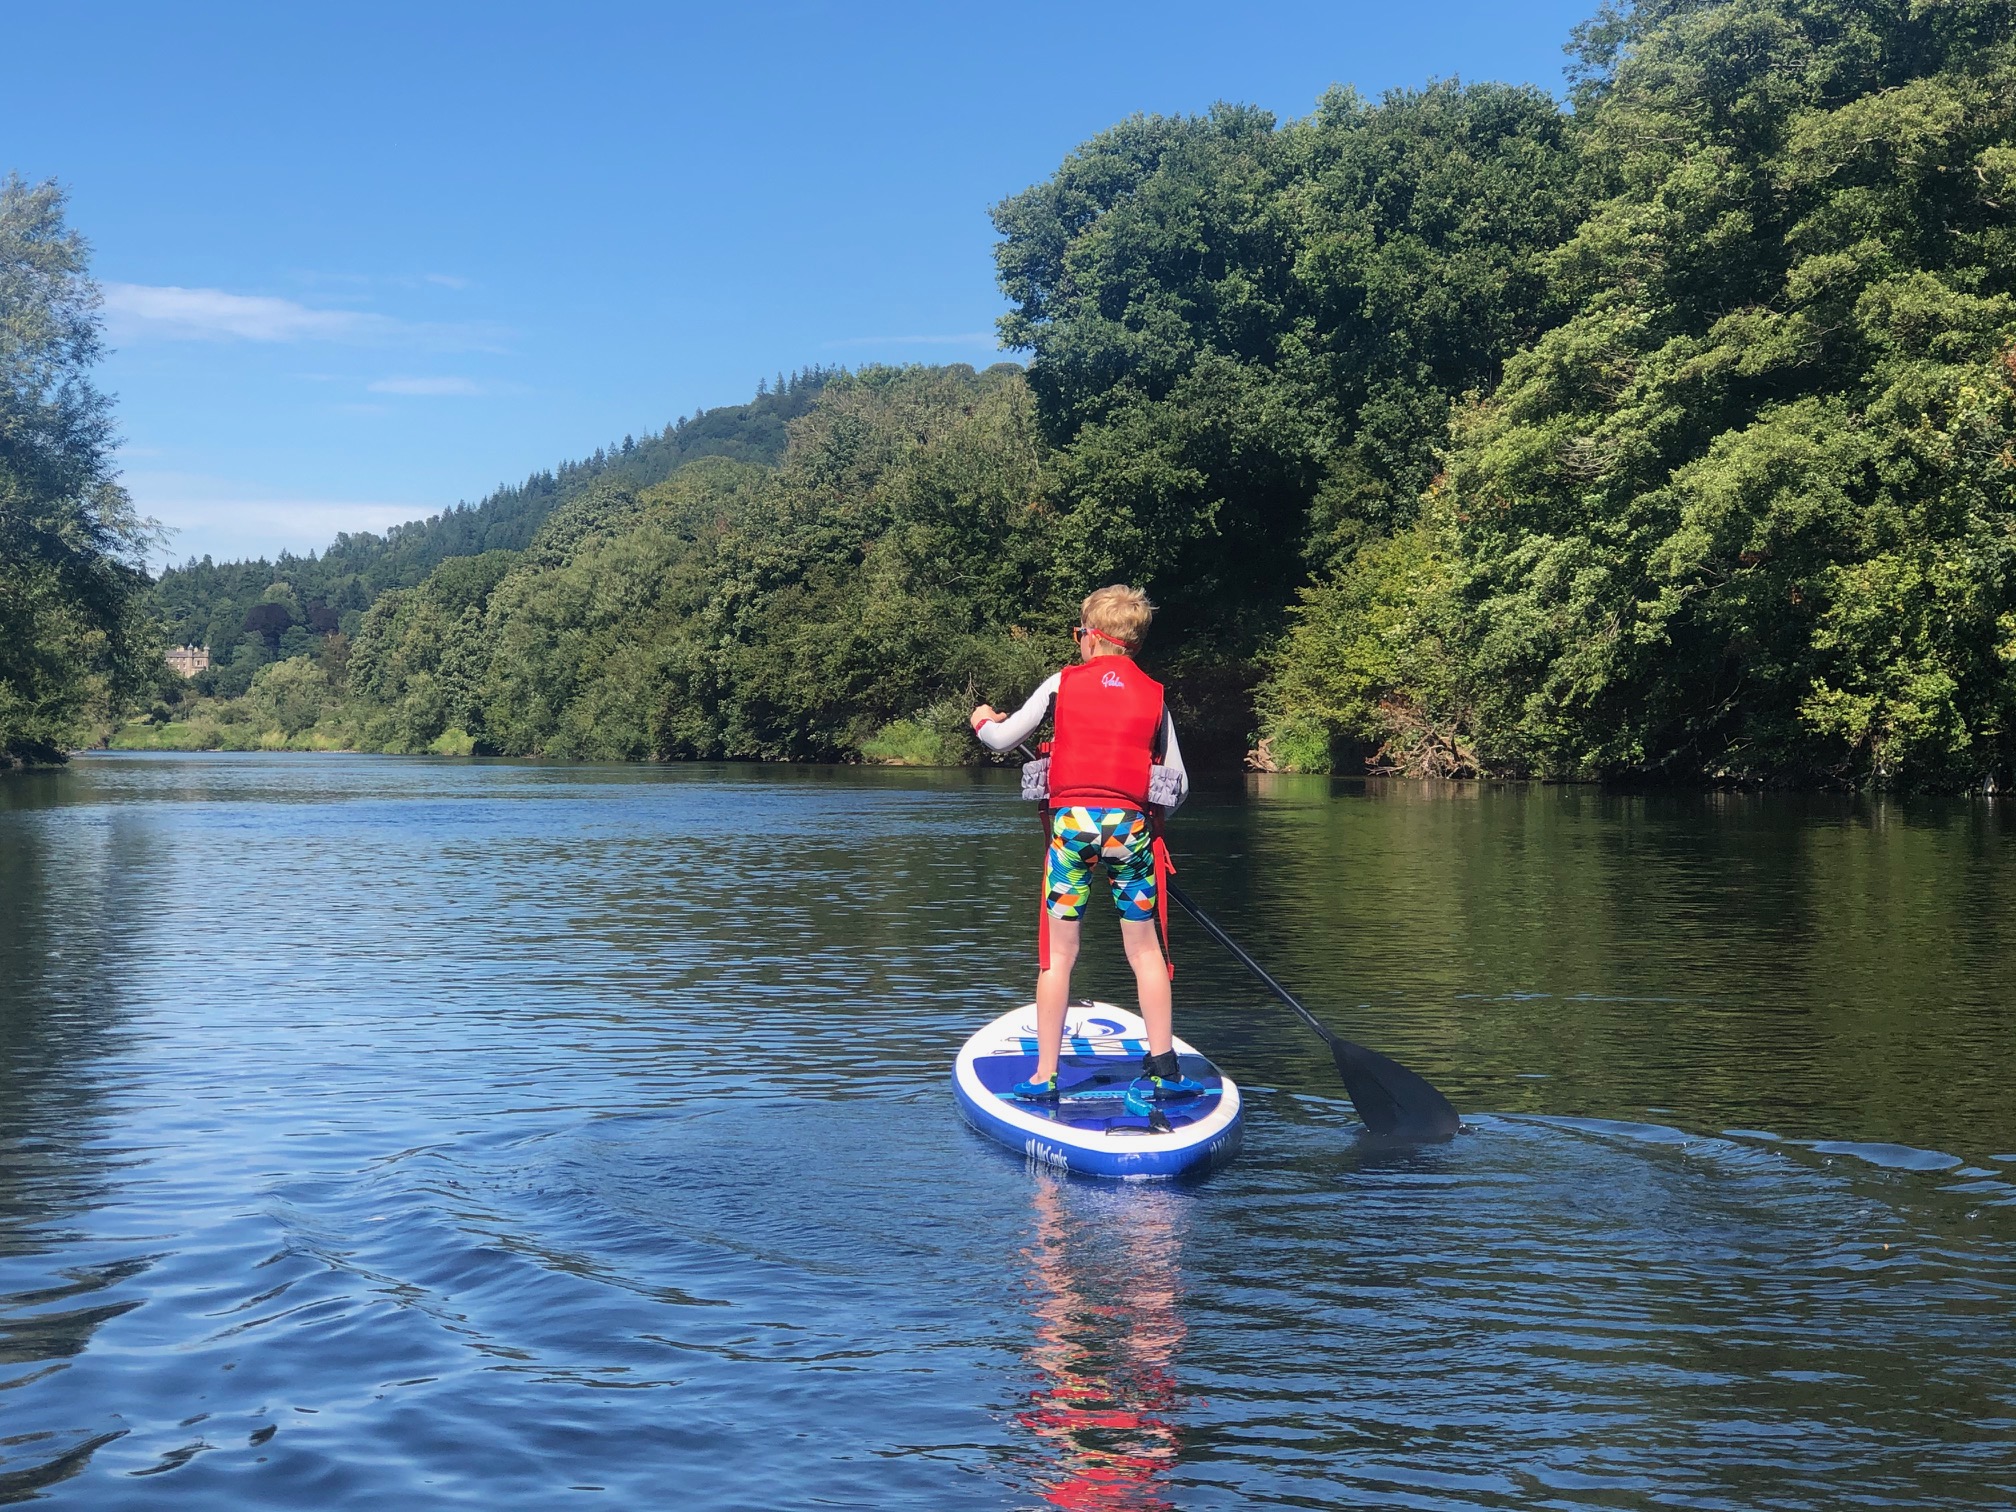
[165,645,210,678]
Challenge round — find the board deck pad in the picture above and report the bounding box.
[953,1002,1242,1180]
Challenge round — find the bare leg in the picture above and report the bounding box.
[1033,915,1081,1081]
[1120,917,1172,1056]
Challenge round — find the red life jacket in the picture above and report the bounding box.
[1047,657,1165,810]
[1036,656,1178,980]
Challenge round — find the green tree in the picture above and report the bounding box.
[993,86,1584,666]
[1257,500,1475,775]
[1441,0,2016,786]
[993,87,1585,762]
[246,655,333,739]
[0,175,155,766]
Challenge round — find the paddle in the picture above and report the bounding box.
[1001,734,1459,1138]
[1163,879,1461,1141]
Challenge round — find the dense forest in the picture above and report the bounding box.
[13,0,2016,788]
[147,369,833,694]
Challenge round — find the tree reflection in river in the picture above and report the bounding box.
[0,771,161,1498]
[1017,1175,1190,1511]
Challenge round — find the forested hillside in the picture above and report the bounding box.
[80,0,2016,789]
[340,364,1052,760]
[147,368,832,694]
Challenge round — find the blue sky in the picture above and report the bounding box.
[4,0,1595,567]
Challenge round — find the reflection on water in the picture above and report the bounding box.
[0,775,161,1501]
[1197,775,2016,1154]
[1018,1179,1186,1511]
[0,754,2010,1508]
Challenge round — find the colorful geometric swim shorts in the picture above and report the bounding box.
[1045,806,1156,922]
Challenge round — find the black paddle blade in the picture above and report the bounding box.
[1161,877,1462,1140]
[1330,1035,1462,1141]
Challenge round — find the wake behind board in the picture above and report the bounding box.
[954,1002,1242,1180]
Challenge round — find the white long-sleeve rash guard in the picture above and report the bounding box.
[974,671,1190,812]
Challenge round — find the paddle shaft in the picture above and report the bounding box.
[1162,880,1339,1046]
[1167,873,1460,1140]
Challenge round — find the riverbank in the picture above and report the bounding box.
[104,717,959,770]
[109,718,356,753]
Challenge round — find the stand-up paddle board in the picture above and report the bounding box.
[954,1002,1242,1180]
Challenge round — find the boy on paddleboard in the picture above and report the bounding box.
[970,585,1199,1109]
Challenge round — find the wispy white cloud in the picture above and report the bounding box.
[822,331,1000,348]
[104,283,385,342]
[102,283,506,351]
[367,375,487,396]
[423,273,470,289]
[128,469,430,567]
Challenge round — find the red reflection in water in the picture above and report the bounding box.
[1018,1178,1187,1511]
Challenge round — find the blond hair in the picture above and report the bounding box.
[1080,584,1154,650]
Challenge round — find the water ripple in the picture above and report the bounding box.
[0,756,2010,1507]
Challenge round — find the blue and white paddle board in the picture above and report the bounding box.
[953,1002,1242,1180]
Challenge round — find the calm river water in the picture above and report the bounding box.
[2,753,2013,1509]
